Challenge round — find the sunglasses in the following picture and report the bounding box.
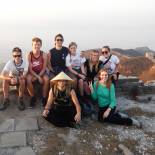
[13,55,21,58]
[56,39,63,42]
[102,51,109,54]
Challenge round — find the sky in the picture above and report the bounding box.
[0,0,155,62]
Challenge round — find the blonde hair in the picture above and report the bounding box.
[32,37,42,45]
[52,81,72,100]
[89,50,100,72]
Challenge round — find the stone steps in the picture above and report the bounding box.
[0,118,38,155]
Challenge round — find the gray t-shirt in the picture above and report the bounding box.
[2,59,28,77]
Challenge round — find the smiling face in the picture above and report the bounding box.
[69,45,77,55]
[99,70,108,82]
[32,41,42,52]
[57,80,67,89]
[101,47,110,58]
[55,36,63,47]
[12,49,22,64]
[90,51,99,62]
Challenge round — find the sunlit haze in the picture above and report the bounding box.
[0,0,155,62]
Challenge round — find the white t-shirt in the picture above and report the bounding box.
[99,55,119,74]
[66,53,86,70]
[2,59,28,77]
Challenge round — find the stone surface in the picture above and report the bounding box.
[15,147,35,155]
[0,148,15,155]
[0,119,15,133]
[15,118,38,131]
[0,132,26,148]
[118,144,134,155]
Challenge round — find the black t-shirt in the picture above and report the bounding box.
[84,59,102,82]
[49,46,69,74]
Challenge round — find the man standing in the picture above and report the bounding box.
[0,47,28,111]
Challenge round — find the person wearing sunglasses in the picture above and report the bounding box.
[47,34,69,78]
[27,37,49,108]
[0,47,28,111]
[99,46,120,85]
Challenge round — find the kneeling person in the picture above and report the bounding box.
[42,72,81,128]
[0,47,28,111]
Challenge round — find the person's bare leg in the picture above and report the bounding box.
[84,81,91,95]
[27,74,36,108]
[42,75,49,98]
[0,80,10,110]
[18,78,26,110]
[79,79,84,96]
[42,75,49,106]
[27,74,34,97]
[3,80,10,99]
[19,78,25,97]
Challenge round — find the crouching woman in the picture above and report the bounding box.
[89,68,141,127]
[42,71,81,127]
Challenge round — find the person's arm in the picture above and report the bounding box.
[90,82,98,101]
[39,53,47,76]
[47,52,54,72]
[80,63,86,75]
[42,88,54,117]
[114,63,119,73]
[103,84,116,118]
[70,89,81,123]
[20,59,28,79]
[0,71,11,81]
[114,56,120,73]
[109,84,116,109]
[27,53,40,79]
[0,62,12,80]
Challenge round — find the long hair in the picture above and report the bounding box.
[52,81,72,100]
[96,68,112,89]
[89,50,100,72]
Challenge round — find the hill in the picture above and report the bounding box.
[112,47,154,57]
[139,65,155,82]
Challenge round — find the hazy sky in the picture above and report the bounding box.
[0,0,155,61]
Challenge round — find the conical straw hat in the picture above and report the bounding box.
[50,71,73,82]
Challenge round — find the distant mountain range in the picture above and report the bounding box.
[112,47,154,57]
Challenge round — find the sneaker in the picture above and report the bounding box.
[0,98,10,111]
[18,97,25,111]
[132,118,143,128]
[42,97,47,107]
[29,97,36,109]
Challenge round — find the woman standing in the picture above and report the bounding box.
[89,68,141,127]
[42,72,81,127]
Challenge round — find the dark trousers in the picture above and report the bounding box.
[44,105,76,127]
[98,106,132,126]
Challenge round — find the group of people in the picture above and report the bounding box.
[0,33,141,128]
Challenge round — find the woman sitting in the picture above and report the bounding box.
[66,42,86,100]
[89,68,141,127]
[99,46,120,85]
[42,71,81,128]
